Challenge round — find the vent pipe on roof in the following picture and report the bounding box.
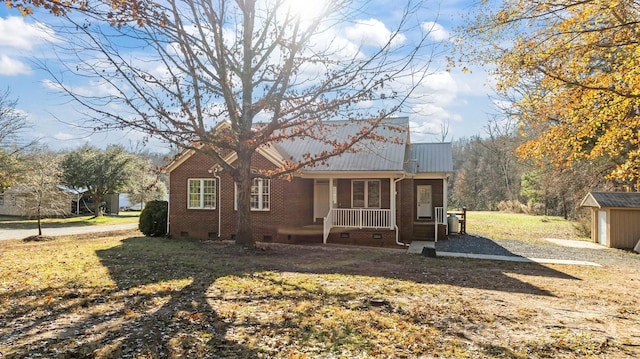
[405,159,417,175]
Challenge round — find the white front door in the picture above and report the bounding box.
[416,185,432,219]
[597,210,607,245]
[314,180,330,221]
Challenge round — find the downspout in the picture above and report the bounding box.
[393,175,409,247]
[166,177,170,236]
[212,169,222,239]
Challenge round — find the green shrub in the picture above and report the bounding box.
[138,200,168,236]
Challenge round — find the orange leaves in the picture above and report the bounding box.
[5,0,75,16]
[465,0,640,184]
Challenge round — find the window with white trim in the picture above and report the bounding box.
[352,180,381,208]
[188,178,216,209]
[235,178,270,211]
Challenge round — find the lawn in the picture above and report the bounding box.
[466,211,589,243]
[0,212,140,230]
[1,222,639,358]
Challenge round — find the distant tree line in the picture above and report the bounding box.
[450,118,619,220]
[451,0,640,222]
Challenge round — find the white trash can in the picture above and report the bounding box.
[448,214,459,234]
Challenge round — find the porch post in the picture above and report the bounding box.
[443,176,448,215]
[443,176,449,236]
[390,177,396,229]
[329,178,334,210]
[323,178,335,245]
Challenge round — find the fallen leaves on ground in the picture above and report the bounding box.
[0,235,639,358]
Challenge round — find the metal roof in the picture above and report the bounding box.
[580,192,640,208]
[408,142,453,173]
[274,117,409,172]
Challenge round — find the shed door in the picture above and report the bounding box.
[597,210,607,245]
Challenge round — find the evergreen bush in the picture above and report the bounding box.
[138,200,168,236]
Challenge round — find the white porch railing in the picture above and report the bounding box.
[435,207,445,242]
[323,208,392,243]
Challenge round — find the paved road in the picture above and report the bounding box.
[0,223,139,241]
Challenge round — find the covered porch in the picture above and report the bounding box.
[309,175,449,244]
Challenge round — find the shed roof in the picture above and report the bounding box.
[580,192,640,208]
[274,117,409,172]
[408,143,453,174]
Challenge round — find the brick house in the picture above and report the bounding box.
[165,117,453,247]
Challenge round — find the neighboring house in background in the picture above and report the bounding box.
[580,191,640,249]
[165,117,454,247]
[70,190,120,215]
[0,184,73,217]
[0,185,120,217]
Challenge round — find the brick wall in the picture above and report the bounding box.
[327,228,400,247]
[169,150,314,242]
[168,150,445,245]
[398,179,414,242]
[168,151,219,240]
[397,178,446,242]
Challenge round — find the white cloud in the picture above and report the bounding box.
[388,70,458,108]
[0,54,31,75]
[410,119,442,138]
[413,103,462,122]
[419,71,457,99]
[421,21,450,42]
[42,78,122,98]
[344,18,406,48]
[0,16,59,50]
[53,132,77,141]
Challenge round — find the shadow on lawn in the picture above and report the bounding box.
[1,235,582,358]
[296,238,580,297]
[1,236,260,358]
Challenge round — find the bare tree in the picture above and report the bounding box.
[46,0,440,246]
[0,88,30,147]
[127,162,168,209]
[19,148,68,236]
[0,88,37,191]
[482,114,520,201]
[438,120,450,142]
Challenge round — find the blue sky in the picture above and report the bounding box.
[0,0,494,154]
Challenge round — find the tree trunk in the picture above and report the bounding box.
[93,193,106,217]
[234,152,255,247]
[37,205,42,236]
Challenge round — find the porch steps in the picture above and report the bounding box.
[412,224,434,240]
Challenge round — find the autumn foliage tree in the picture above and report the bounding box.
[30,0,439,246]
[459,0,640,189]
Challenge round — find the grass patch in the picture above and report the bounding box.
[0,212,139,230]
[467,211,589,243]
[1,234,638,358]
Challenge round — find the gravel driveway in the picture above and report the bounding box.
[436,234,640,268]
